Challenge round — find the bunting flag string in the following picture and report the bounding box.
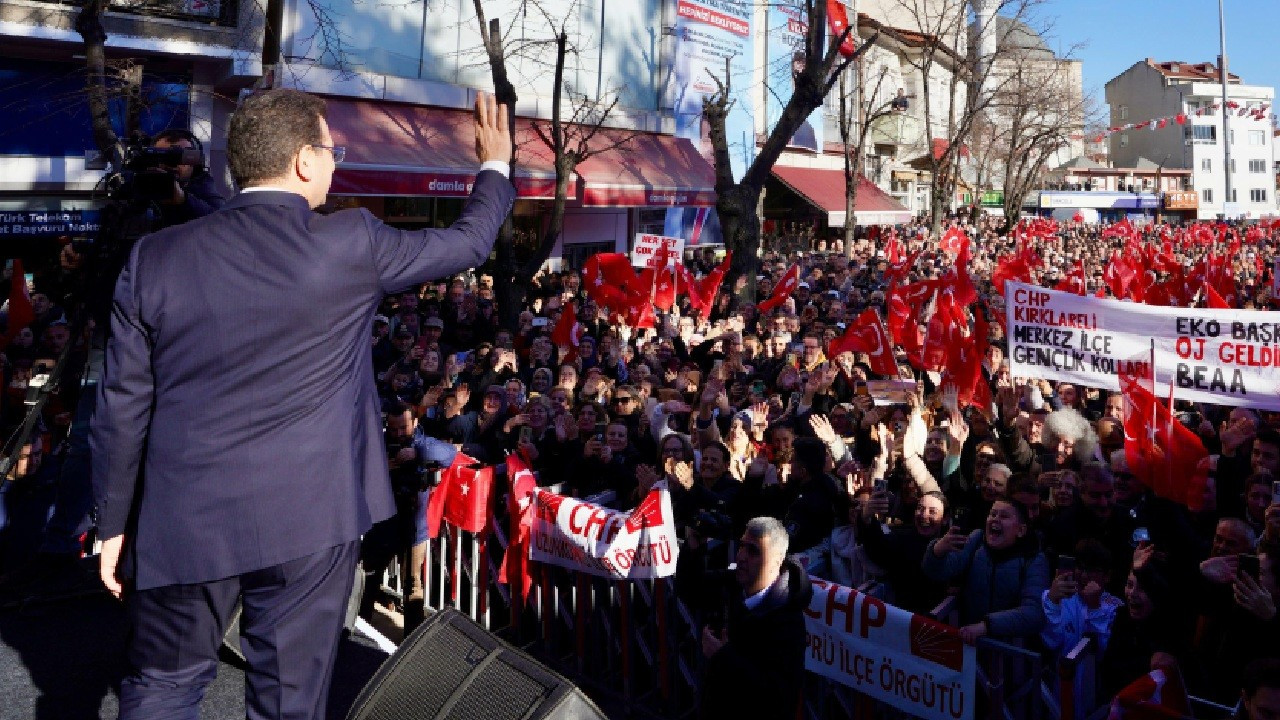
[1090,102,1271,144]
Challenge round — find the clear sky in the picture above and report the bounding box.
[1040,0,1279,118]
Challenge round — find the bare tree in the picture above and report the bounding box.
[992,55,1090,226]
[878,0,1050,233]
[836,55,902,258]
[704,0,877,300]
[473,0,642,328]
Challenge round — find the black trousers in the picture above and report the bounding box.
[118,540,359,720]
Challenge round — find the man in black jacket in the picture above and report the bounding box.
[700,516,813,719]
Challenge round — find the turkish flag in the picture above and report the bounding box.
[1107,668,1191,720]
[758,264,799,313]
[691,252,732,317]
[551,300,583,350]
[498,451,538,601]
[883,250,919,287]
[1103,252,1135,300]
[1204,281,1229,309]
[1054,259,1087,295]
[828,0,857,58]
[426,452,494,537]
[583,253,639,312]
[938,226,969,256]
[885,232,903,264]
[990,255,1031,296]
[828,308,898,376]
[1119,357,1209,511]
[1,260,33,349]
[648,245,677,311]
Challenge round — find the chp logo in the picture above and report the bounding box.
[908,615,965,672]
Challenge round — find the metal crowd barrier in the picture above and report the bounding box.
[389,466,1236,720]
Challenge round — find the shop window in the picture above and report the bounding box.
[0,57,190,157]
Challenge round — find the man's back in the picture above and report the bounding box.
[93,178,513,590]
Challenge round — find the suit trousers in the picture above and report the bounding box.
[118,539,359,720]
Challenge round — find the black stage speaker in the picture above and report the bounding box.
[345,608,609,720]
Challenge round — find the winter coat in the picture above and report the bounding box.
[922,530,1049,639]
[701,557,815,719]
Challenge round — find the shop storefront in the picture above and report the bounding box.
[1162,190,1200,223]
[1037,190,1162,223]
[323,97,716,271]
[766,166,913,231]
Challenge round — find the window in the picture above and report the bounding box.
[1187,125,1217,143]
[1251,188,1268,203]
[1202,158,1213,172]
[1249,130,1266,146]
[1203,188,1214,203]
[1250,159,1267,173]
[1120,105,1129,120]
[1230,188,1238,203]
[1120,134,1129,148]
[1230,159,1237,173]
[1230,129,1235,145]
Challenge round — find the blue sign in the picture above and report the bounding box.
[0,210,101,237]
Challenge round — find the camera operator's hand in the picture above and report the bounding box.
[474,92,513,165]
[165,177,186,206]
[394,447,417,466]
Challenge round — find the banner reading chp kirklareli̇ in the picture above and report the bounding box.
[530,483,678,579]
[1006,282,1280,410]
[805,579,976,720]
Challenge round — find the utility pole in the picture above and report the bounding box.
[1218,0,1233,218]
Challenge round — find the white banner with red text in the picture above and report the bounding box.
[1006,282,1280,410]
[805,578,976,720]
[529,483,678,579]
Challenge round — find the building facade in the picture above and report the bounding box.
[1105,59,1276,220]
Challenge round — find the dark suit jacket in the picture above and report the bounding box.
[90,170,514,590]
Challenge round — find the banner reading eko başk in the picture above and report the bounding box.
[1006,282,1280,410]
[530,483,678,579]
[805,579,976,720]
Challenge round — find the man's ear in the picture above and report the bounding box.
[294,147,314,183]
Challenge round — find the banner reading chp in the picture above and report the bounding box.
[766,0,823,153]
[670,0,754,180]
[1006,282,1280,410]
[805,579,976,720]
[530,483,678,579]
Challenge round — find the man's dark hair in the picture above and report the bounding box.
[1242,657,1280,699]
[1073,538,1112,573]
[791,437,827,479]
[228,89,326,188]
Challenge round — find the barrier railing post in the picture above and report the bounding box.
[478,535,490,630]
[541,565,555,656]
[575,572,589,677]
[451,526,462,607]
[467,532,479,622]
[617,580,633,707]
[987,649,1005,720]
[655,578,671,706]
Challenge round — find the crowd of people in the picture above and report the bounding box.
[2,210,1279,717]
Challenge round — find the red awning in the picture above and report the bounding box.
[325,98,564,199]
[325,97,715,206]
[771,166,911,226]
[576,131,716,207]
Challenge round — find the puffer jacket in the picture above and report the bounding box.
[701,557,814,719]
[921,530,1049,639]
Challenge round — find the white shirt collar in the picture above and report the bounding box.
[239,186,294,194]
[743,584,771,610]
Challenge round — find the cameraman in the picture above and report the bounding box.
[151,129,227,225]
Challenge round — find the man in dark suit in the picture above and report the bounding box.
[89,88,514,719]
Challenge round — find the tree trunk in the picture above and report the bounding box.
[473,7,521,331]
[75,0,119,165]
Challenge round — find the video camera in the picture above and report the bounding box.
[101,142,202,205]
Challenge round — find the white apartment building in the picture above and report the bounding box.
[1105,59,1276,220]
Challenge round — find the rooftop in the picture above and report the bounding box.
[1145,59,1240,83]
